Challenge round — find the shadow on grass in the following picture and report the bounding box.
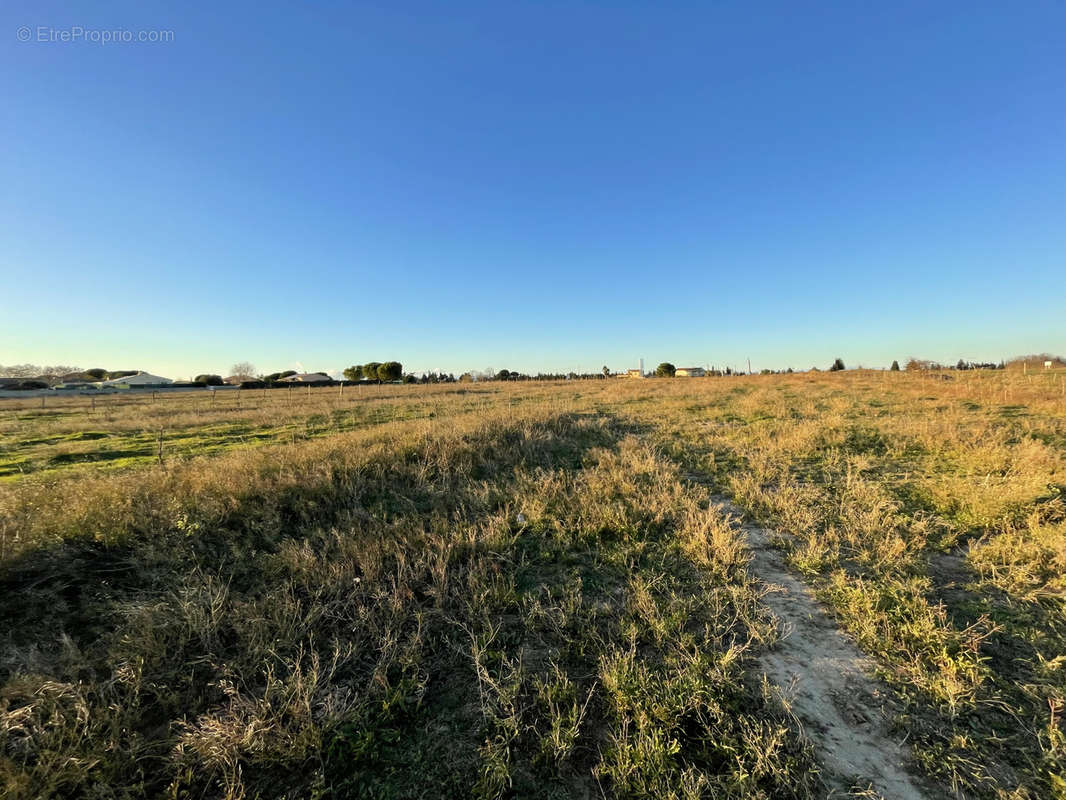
[923,550,1062,792]
[0,411,647,797]
[1,412,632,652]
[47,448,154,466]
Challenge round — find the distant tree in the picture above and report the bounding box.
[194,374,224,386]
[655,362,676,378]
[906,358,941,371]
[85,368,108,380]
[830,358,845,372]
[362,362,383,382]
[956,359,968,371]
[496,369,512,381]
[602,365,610,379]
[343,365,363,382]
[377,361,403,381]
[230,362,257,382]
[403,374,418,384]
[890,360,900,371]
[0,364,38,378]
[1,364,81,378]
[786,367,794,374]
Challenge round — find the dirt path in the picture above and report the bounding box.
[715,499,930,800]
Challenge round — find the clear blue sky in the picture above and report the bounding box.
[2,1,1063,378]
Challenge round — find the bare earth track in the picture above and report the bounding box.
[715,499,932,800]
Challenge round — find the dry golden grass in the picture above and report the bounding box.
[1,370,1064,798]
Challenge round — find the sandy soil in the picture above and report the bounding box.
[716,500,931,800]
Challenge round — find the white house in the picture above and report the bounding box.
[98,371,173,387]
[278,373,331,383]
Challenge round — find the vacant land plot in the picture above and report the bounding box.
[1,371,1064,799]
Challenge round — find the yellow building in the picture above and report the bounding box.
[675,367,706,377]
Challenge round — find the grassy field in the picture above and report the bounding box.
[1,371,1064,799]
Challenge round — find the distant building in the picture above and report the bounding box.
[278,373,331,383]
[619,369,644,379]
[97,371,173,387]
[675,367,706,377]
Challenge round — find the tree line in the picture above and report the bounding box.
[343,362,403,382]
[0,365,139,380]
[5,352,1059,393]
